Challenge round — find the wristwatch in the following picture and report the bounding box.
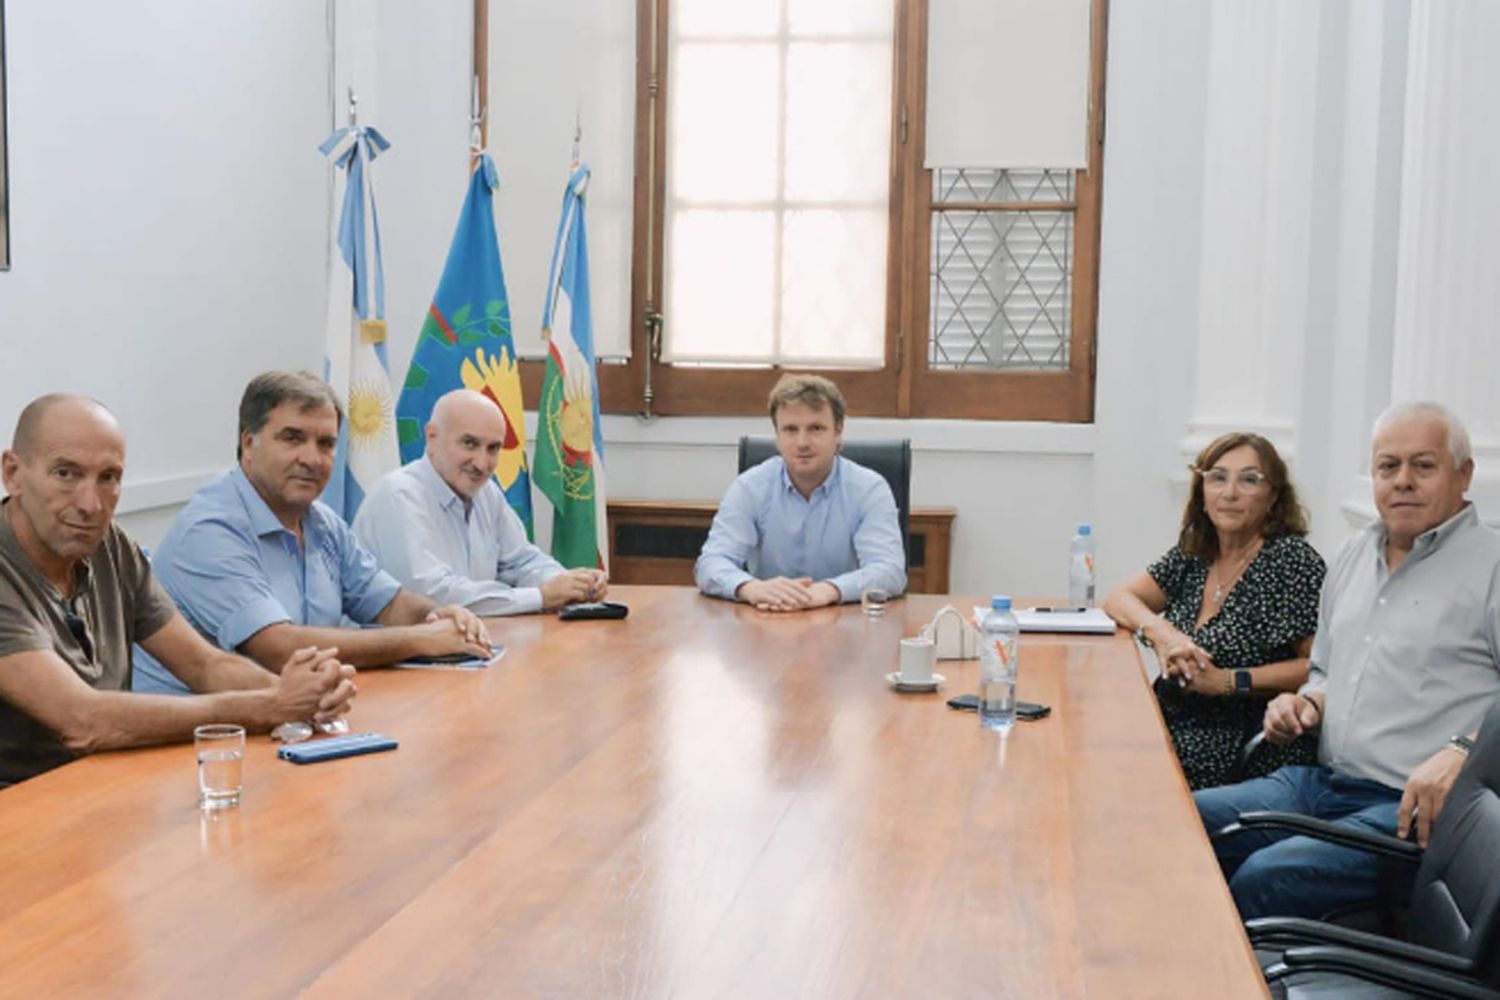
[1233,670,1252,695]
[1449,734,1476,757]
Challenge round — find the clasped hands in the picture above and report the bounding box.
[275,646,358,726]
[422,604,493,658]
[737,576,840,613]
[541,568,610,611]
[1157,634,1228,695]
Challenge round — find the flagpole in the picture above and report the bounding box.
[472,0,489,170]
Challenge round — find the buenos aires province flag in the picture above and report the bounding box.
[534,165,607,570]
[395,153,531,532]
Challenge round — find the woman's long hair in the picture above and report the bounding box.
[1179,432,1308,559]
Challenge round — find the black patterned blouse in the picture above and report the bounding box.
[1146,533,1326,790]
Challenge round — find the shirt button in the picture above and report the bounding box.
[1364,635,1373,643]
[1378,597,1387,605]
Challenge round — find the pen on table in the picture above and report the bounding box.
[1030,606,1089,613]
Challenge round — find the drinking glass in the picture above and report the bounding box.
[195,724,245,810]
[860,586,890,617]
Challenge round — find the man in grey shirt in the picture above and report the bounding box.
[1196,401,1500,919]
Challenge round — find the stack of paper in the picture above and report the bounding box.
[972,606,1118,635]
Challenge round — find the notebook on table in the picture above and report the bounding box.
[972,606,1118,635]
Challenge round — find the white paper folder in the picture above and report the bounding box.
[973,606,1118,635]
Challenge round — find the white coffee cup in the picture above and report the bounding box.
[898,636,937,684]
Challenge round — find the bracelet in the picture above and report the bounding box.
[1134,623,1154,648]
[1298,693,1322,722]
[1449,734,1476,757]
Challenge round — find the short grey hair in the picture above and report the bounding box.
[237,371,342,459]
[1372,400,1472,469]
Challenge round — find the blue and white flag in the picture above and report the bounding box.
[319,122,399,519]
[533,166,607,570]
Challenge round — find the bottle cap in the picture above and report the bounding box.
[1077,524,1092,536]
[990,595,1012,610]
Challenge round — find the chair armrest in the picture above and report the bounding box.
[1246,917,1475,974]
[1267,945,1500,999]
[1213,811,1423,861]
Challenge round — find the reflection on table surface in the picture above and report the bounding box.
[0,586,1266,999]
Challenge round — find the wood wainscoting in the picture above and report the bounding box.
[606,500,955,594]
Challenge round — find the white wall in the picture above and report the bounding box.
[0,0,330,524]
[9,0,1496,603]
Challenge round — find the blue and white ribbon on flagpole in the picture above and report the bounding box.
[319,122,399,519]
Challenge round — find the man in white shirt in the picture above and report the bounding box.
[354,389,607,616]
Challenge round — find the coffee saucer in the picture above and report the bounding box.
[886,671,945,693]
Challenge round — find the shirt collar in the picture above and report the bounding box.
[0,496,96,595]
[1369,500,1478,558]
[1411,501,1478,553]
[778,455,842,499]
[229,466,311,540]
[415,455,468,515]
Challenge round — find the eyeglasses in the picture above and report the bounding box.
[62,607,95,663]
[1199,468,1270,491]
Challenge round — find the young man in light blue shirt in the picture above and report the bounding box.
[136,372,493,694]
[695,374,906,612]
[353,389,606,616]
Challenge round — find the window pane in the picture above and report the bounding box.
[669,45,778,202]
[929,210,1073,370]
[671,0,778,38]
[664,211,776,362]
[781,209,887,365]
[932,168,1076,204]
[785,42,892,202]
[787,0,893,36]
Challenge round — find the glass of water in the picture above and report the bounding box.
[195,724,245,810]
[860,586,890,617]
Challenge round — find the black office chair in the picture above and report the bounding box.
[1219,697,1500,999]
[736,436,912,562]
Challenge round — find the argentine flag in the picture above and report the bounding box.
[319,121,399,519]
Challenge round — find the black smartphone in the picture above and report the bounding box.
[945,694,1050,720]
[558,601,630,621]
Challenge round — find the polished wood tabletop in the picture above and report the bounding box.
[0,587,1266,999]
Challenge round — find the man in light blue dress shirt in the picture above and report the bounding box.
[135,372,493,694]
[695,374,906,612]
[353,389,607,615]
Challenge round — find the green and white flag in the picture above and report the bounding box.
[534,165,607,570]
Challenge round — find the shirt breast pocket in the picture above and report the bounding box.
[307,537,348,624]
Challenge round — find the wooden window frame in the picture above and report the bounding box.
[519,0,1108,422]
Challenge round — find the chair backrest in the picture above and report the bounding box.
[1409,695,1500,982]
[736,436,912,560]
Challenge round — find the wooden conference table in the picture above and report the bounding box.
[0,587,1267,999]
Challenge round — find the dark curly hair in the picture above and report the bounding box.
[1178,432,1308,559]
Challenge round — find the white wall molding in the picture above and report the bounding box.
[1184,0,1321,455]
[1308,0,1408,560]
[118,472,220,516]
[1388,0,1500,444]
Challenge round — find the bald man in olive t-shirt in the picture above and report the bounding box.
[0,393,359,789]
[0,508,175,785]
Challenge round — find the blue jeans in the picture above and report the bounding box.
[1195,765,1402,920]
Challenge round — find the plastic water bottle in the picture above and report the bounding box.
[978,596,1020,733]
[1069,524,1097,608]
